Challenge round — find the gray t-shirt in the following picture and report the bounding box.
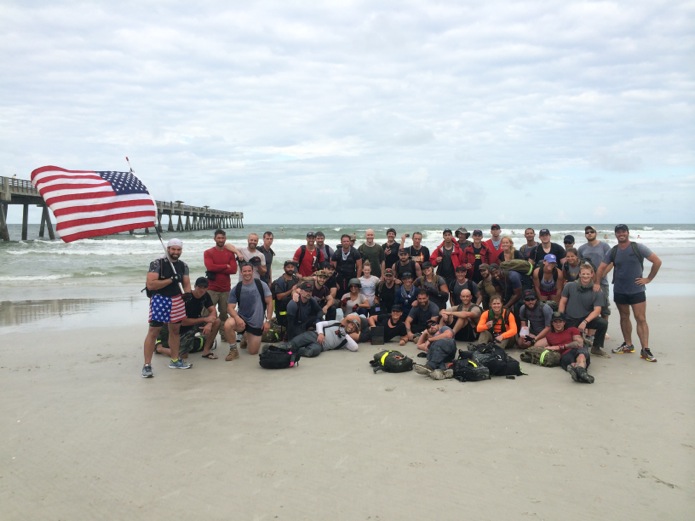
[603,242,653,295]
[519,302,553,335]
[239,247,266,279]
[228,280,271,328]
[561,281,606,320]
[577,241,611,285]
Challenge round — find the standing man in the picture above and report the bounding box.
[142,238,192,377]
[224,263,274,360]
[204,229,239,343]
[331,233,362,299]
[484,224,503,259]
[358,229,385,278]
[462,229,491,283]
[382,228,400,271]
[578,225,612,320]
[519,228,538,261]
[430,228,464,289]
[293,231,324,277]
[257,231,276,285]
[530,229,566,268]
[315,231,334,268]
[455,227,472,250]
[236,233,267,280]
[597,224,662,361]
[401,231,430,272]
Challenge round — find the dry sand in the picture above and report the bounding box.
[1,295,693,520]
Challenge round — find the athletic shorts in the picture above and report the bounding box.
[242,324,263,337]
[149,294,186,326]
[560,348,591,370]
[614,292,646,305]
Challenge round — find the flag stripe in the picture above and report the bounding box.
[31,165,157,243]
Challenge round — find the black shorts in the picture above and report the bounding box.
[560,348,591,370]
[242,324,263,337]
[149,320,182,328]
[614,292,646,305]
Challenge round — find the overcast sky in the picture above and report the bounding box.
[2,0,693,224]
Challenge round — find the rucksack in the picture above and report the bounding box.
[234,279,267,312]
[259,344,301,369]
[470,342,523,377]
[452,351,491,382]
[369,350,414,373]
[500,259,534,277]
[520,346,561,367]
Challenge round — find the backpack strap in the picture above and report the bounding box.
[235,279,267,312]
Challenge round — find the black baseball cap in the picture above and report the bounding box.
[391,304,403,312]
[195,277,209,288]
[551,311,566,321]
[564,235,575,244]
[539,228,550,236]
[615,224,629,232]
[491,224,501,230]
[472,229,483,236]
[306,231,316,237]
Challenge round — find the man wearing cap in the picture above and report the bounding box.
[293,232,325,277]
[517,289,553,348]
[597,224,662,362]
[311,269,337,321]
[578,225,612,320]
[156,277,221,359]
[455,227,472,250]
[559,263,610,358]
[224,263,274,359]
[484,224,504,258]
[142,238,192,377]
[375,268,399,313]
[204,229,240,343]
[529,229,566,268]
[534,312,595,383]
[368,304,408,345]
[405,289,441,339]
[382,228,400,270]
[563,235,575,254]
[395,272,418,317]
[413,319,456,380]
[358,229,385,279]
[462,229,492,283]
[393,248,421,282]
[430,228,465,289]
[477,264,497,309]
[286,318,361,357]
[271,261,301,332]
[286,280,324,341]
[331,234,363,299]
[439,288,482,342]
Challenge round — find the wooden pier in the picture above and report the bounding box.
[0,176,243,241]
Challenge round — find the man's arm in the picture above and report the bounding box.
[558,295,568,314]
[637,253,662,286]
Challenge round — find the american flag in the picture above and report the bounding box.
[30,165,157,242]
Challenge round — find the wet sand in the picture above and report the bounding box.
[1,295,693,520]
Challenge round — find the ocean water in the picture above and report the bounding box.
[1,223,694,331]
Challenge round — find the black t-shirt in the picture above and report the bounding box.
[376,282,398,313]
[382,242,400,270]
[530,242,566,267]
[374,313,407,342]
[450,279,480,306]
[180,292,213,334]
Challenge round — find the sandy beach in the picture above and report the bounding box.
[1,293,693,521]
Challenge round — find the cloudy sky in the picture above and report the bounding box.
[2,0,693,224]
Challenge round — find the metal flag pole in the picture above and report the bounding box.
[126,156,186,295]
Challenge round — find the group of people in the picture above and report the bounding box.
[140,224,662,386]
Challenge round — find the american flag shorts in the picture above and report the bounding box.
[149,293,186,323]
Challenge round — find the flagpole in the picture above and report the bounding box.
[127,156,186,296]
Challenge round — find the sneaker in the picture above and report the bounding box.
[430,369,446,380]
[169,358,192,369]
[575,366,595,384]
[225,346,240,361]
[413,364,432,376]
[612,342,635,354]
[590,347,611,358]
[641,348,657,363]
[141,364,153,378]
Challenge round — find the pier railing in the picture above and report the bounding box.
[0,175,243,241]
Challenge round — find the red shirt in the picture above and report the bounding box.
[293,246,324,277]
[203,247,238,292]
[545,327,581,355]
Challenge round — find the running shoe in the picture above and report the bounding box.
[612,342,635,354]
[169,358,192,369]
[640,348,657,363]
[413,364,433,376]
[141,364,154,378]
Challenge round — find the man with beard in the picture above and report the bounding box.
[142,238,192,377]
[559,264,610,358]
[271,260,300,331]
[204,229,240,343]
[331,234,363,299]
[439,288,482,342]
[358,229,385,278]
[382,228,400,271]
[405,289,441,339]
[516,289,553,348]
[311,269,337,321]
[287,318,361,357]
[257,231,276,285]
[286,281,323,341]
[236,232,267,280]
[368,304,408,345]
[535,312,595,384]
[401,231,430,272]
[315,231,334,268]
[413,319,457,380]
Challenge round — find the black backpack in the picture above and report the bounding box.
[470,342,523,377]
[259,344,301,369]
[369,350,414,373]
[452,350,491,382]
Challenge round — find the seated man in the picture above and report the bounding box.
[394,272,418,316]
[311,269,337,321]
[374,268,399,313]
[489,264,523,312]
[404,289,441,339]
[271,260,300,333]
[439,288,482,342]
[517,289,552,349]
[286,318,361,357]
[368,304,408,346]
[559,263,610,358]
[535,312,594,383]
[413,318,456,380]
[224,263,273,359]
[286,280,324,341]
[156,276,221,359]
